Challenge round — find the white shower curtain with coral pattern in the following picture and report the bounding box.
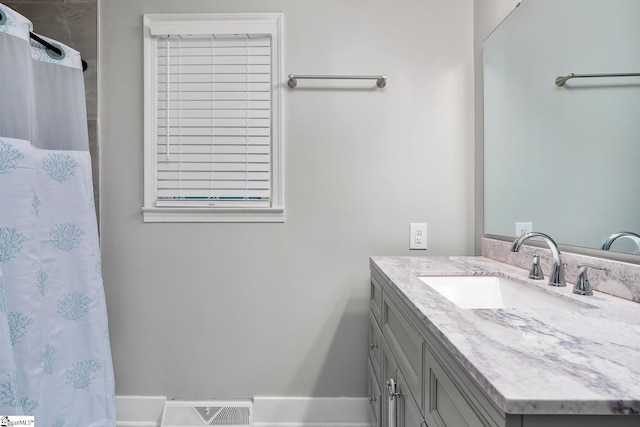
[0,4,115,426]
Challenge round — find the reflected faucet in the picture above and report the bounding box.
[601,231,640,251]
[510,232,566,287]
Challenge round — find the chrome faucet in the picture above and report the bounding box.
[601,231,640,251]
[510,232,566,287]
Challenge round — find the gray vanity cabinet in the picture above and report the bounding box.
[369,275,384,427]
[381,291,424,410]
[368,310,383,427]
[397,369,425,427]
[369,311,383,383]
[380,332,425,427]
[424,346,487,427]
[370,269,506,427]
[370,269,427,427]
[370,265,640,427]
[370,274,383,324]
[370,269,426,427]
[367,359,382,427]
[381,334,395,427]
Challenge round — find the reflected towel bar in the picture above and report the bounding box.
[287,74,387,88]
[555,72,640,87]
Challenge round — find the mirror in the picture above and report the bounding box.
[483,0,640,256]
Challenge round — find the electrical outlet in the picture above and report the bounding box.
[515,222,533,236]
[410,223,427,250]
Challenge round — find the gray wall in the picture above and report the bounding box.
[100,0,474,398]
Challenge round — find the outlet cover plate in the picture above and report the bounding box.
[410,223,427,250]
[515,222,533,236]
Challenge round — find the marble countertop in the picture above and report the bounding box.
[370,255,640,415]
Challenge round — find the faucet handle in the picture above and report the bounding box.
[573,264,606,296]
[525,252,544,280]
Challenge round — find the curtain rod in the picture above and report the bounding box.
[287,74,387,88]
[29,32,87,72]
[555,72,640,87]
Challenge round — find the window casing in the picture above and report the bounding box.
[142,13,283,222]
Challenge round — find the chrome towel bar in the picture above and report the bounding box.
[287,74,387,88]
[555,72,640,87]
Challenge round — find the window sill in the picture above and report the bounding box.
[142,207,285,223]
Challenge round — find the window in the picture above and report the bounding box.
[142,13,283,222]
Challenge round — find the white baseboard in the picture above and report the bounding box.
[253,425,370,427]
[253,396,372,427]
[115,395,372,427]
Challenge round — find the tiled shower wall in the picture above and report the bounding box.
[5,0,99,216]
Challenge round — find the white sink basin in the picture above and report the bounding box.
[418,275,590,309]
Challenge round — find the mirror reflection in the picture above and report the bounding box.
[483,0,640,255]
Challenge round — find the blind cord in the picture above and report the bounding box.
[209,35,215,201]
[166,38,171,161]
[177,37,183,199]
[245,35,250,200]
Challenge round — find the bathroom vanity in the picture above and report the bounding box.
[368,255,640,427]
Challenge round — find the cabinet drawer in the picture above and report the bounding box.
[425,348,486,427]
[370,275,383,325]
[368,358,382,427]
[369,311,383,386]
[382,293,424,413]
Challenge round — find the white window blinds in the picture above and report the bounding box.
[143,13,283,222]
[155,35,272,207]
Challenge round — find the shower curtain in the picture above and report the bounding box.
[0,4,116,426]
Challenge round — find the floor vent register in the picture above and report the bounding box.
[161,400,253,427]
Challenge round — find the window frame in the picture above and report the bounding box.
[142,13,284,223]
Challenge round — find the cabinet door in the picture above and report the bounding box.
[368,359,382,427]
[381,337,397,427]
[382,292,424,412]
[424,348,485,427]
[369,311,383,385]
[397,370,426,427]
